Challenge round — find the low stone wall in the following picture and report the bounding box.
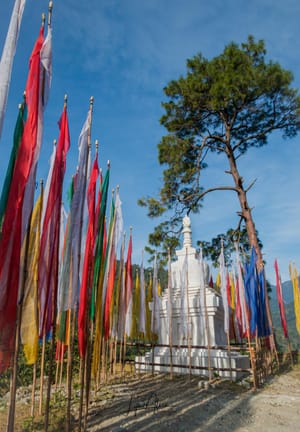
[135,346,250,380]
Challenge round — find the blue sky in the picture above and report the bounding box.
[0,0,299,283]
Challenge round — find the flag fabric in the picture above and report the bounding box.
[38,103,70,338]
[145,273,152,341]
[57,178,73,315]
[103,189,123,339]
[0,0,26,139]
[234,271,243,340]
[218,245,229,334]
[234,244,249,337]
[125,232,133,336]
[0,101,26,226]
[179,253,188,341]
[101,194,116,332]
[150,254,160,336]
[116,234,126,339]
[290,264,300,335]
[40,25,52,107]
[138,254,146,335]
[0,25,44,373]
[22,20,52,244]
[130,269,139,339]
[229,272,235,310]
[257,269,271,337]
[78,152,99,357]
[91,167,110,376]
[59,110,91,313]
[244,247,258,337]
[166,252,172,339]
[198,248,208,342]
[274,259,289,339]
[91,167,110,321]
[20,191,43,364]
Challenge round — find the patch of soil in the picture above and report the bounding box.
[1,367,300,431]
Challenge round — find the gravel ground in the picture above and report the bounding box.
[1,367,299,431]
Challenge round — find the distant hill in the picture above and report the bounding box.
[269,278,300,351]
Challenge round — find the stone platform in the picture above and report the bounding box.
[135,346,250,380]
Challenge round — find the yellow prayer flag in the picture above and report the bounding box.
[21,193,43,364]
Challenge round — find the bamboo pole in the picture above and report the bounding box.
[6,299,25,432]
[31,180,44,418]
[227,331,233,382]
[54,348,60,389]
[109,337,114,376]
[79,139,100,430]
[203,281,212,381]
[38,333,46,415]
[83,320,94,432]
[59,342,65,387]
[71,96,94,430]
[78,356,85,432]
[113,335,118,376]
[44,293,58,431]
[123,332,127,379]
[185,248,192,380]
[31,363,37,417]
[7,181,36,431]
[167,250,174,379]
[66,310,77,430]
[151,291,155,377]
[44,94,68,432]
[287,339,294,366]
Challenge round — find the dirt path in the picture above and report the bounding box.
[0,367,299,431]
[86,368,300,432]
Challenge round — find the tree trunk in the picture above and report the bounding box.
[226,145,264,270]
[226,141,276,349]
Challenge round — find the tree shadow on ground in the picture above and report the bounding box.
[85,373,261,432]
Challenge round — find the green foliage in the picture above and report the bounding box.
[139,35,300,261]
[200,226,263,268]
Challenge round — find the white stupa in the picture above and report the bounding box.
[135,215,250,379]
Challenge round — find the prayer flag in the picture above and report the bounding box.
[0,25,44,373]
[0,0,26,139]
[38,102,70,337]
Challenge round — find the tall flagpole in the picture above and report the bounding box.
[185,248,192,380]
[6,181,34,432]
[31,179,44,418]
[44,94,70,432]
[78,138,99,430]
[199,247,212,381]
[66,96,94,432]
[166,250,174,379]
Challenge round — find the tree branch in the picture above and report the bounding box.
[245,178,257,192]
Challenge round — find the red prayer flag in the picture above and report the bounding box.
[125,233,133,312]
[38,104,70,338]
[0,26,44,373]
[78,155,99,357]
[274,259,289,339]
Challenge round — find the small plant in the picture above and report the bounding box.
[22,416,44,432]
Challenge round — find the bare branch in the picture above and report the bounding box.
[245,178,257,192]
